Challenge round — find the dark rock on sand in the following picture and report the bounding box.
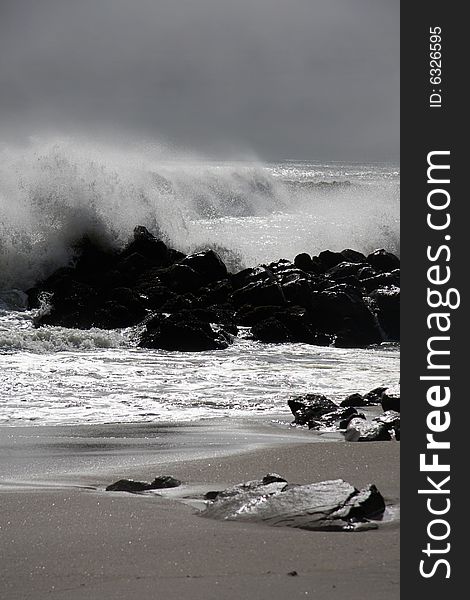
[344,418,392,442]
[288,394,338,426]
[106,475,181,492]
[202,475,386,531]
[287,395,356,430]
[307,406,358,431]
[205,473,288,502]
[106,479,152,492]
[149,475,182,489]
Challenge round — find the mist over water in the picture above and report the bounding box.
[0,137,399,291]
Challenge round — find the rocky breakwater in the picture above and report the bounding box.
[27,226,400,351]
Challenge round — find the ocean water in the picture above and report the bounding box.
[0,139,399,426]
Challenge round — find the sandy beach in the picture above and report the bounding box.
[0,421,399,600]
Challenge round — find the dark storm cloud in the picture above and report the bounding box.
[0,0,399,160]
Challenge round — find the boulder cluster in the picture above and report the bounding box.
[27,226,400,350]
[288,385,400,441]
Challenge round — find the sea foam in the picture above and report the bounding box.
[0,136,399,292]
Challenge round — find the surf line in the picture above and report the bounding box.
[418,150,460,580]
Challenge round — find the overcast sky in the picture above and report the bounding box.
[0,0,399,161]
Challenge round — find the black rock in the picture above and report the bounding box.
[122,226,170,265]
[294,253,320,274]
[309,285,382,346]
[106,479,152,492]
[251,305,327,345]
[279,272,318,310]
[341,249,367,264]
[288,394,338,426]
[381,386,400,412]
[196,279,233,307]
[159,294,194,313]
[308,406,358,430]
[231,266,276,290]
[93,300,141,329]
[33,277,98,328]
[366,249,400,273]
[318,250,345,270]
[363,386,389,404]
[231,280,285,308]
[136,284,176,311]
[339,411,365,429]
[356,266,377,281]
[139,311,232,351]
[326,262,367,281]
[158,264,205,294]
[236,305,285,326]
[149,475,182,489]
[106,475,181,492]
[370,286,400,341]
[180,250,228,284]
[374,410,400,432]
[115,252,153,283]
[252,317,292,343]
[340,393,368,408]
[344,418,392,442]
[362,271,400,293]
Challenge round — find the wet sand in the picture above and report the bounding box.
[0,421,399,600]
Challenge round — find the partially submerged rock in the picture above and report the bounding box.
[106,475,181,492]
[202,475,386,532]
[139,311,233,351]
